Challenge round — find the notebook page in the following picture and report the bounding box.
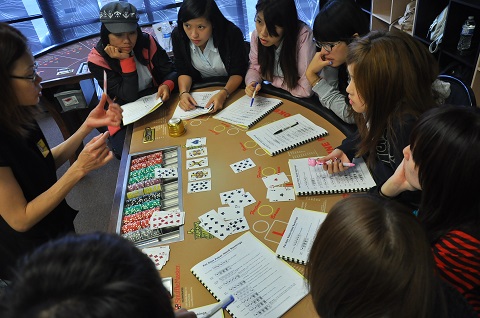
[246,114,328,156]
[213,95,282,128]
[276,208,327,264]
[191,232,308,318]
[289,157,376,195]
[121,92,163,125]
[171,91,219,120]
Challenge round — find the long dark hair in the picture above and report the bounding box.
[177,0,231,47]
[306,194,446,318]
[0,23,36,137]
[255,0,300,90]
[410,106,480,242]
[346,30,438,168]
[313,0,369,95]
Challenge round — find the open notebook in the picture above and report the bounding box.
[191,232,308,318]
[121,92,163,125]
[213,95,282,129]
[246,114,328,156]
[288,157,376,195]
[171,90,219,120]
[276,208,327,265]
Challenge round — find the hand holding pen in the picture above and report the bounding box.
[250,82,259,107]
[310,149,352,174]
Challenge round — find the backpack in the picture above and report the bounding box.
[427,6,448,53]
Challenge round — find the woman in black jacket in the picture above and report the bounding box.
[172,0,248,113]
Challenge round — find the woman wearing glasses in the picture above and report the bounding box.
[0,23,122,282]
[305,0,369,124]
[244,0,316,98]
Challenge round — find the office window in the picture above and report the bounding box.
[2,0,318,56]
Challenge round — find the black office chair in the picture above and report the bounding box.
[437,74,477,107]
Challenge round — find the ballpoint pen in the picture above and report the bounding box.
[250,82,258,107]
[203,295,235,318]
[273,122,299,135]
[308,157,355,167]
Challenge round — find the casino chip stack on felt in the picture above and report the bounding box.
[119,147,184,246]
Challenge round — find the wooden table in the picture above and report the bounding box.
[109,83,356,317]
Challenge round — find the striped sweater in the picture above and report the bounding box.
[433,230,480,316]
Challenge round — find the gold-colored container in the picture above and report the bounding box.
[168,117,186,137]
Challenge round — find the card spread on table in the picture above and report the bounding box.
[219,188,245,204]
[188,168,211,182]
[226,191,256,208]
[186,146,208,159]
[186,157,209,170]
[150,210,185,229]
[262,172,289,188]
[198,210,232,240]
[230,158,256,173]
[142,245,170,270]
[228,217,250,235]
[186,137,207,148]
[266,187,296,202]
[217,206,244,220]
[188,180,212,193]
[154,167,178,179]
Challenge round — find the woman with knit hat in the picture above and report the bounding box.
[88,1,178,157]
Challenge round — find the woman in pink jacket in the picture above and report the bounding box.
[244,0,315,98]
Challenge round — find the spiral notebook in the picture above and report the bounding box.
[213,94,282,129]
[190,232,308,318]
[289,157,376,195]
[246,114,328,156]
[276,208,327,265]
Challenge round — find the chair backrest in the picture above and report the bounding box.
[438,74,477,107]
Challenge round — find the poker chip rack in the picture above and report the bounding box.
[114,146,184,248]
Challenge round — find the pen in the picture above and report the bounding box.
[103,70,107,93]
[250,82,258,107]
[273,122,299,135]
[307,158,355,167]
[203,295,235,318]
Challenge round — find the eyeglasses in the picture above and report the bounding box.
[10,62,39,83]
[315,41,341,53]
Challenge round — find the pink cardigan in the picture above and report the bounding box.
[245,23,315,98]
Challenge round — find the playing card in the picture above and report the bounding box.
[186,147,208,159]
[142,245,170,270]
[198,210,231,240]
[187,180,212,193]
[186,157,209,170]
[262,172,289,188]
[150,210,185,229]
[186,137,206,148]
[267,187,296,202]
[217,206,244,220]
[154,167,178,179]
[219,188,245,204]
[227,217,250,235]
[228,191,256,208]
[188,168,211,181]
[230,158,256,173]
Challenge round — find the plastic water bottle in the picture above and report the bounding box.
[457,16,475,53]
[159,21,172,52]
